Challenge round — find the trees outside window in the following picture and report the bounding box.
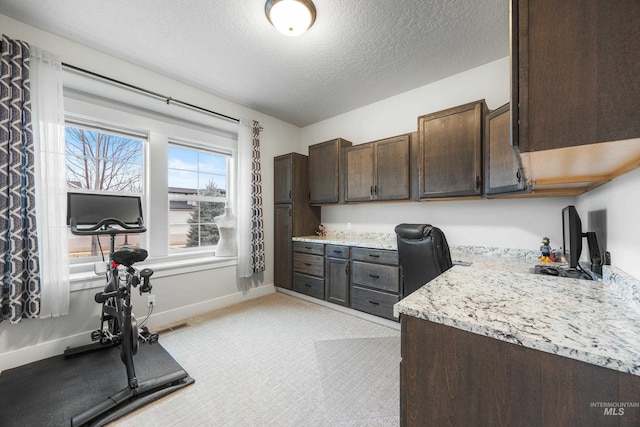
[66,126,143,193]
[65,124,145,258]
[168,143,229,250]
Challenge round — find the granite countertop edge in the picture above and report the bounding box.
[394,266,640,377]
[396,303,640,376]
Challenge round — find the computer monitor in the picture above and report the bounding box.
[562,206,582,269]
[67,192,143,226]
[562,205,602,272]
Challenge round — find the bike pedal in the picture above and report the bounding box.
[90,330,102,341]
[138,328,159,344]
[148,333,159,344]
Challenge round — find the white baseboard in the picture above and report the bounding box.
[0,284,275,372]
[276,288,401,331]
[145,284,275,329]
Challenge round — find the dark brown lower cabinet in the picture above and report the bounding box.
[350,247,400,321]
[273,205,293,289]
[325,245,350,306]
[292,242,325,299]
[401,316,640,427]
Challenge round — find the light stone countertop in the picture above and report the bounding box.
[293,232,397,250]
[294,232,640,376]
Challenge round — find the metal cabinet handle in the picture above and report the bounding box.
[369,254,380,258]
[304,263,312,266]
[304,283,311,287]
[369,274,380,278]
[369,300,380,306]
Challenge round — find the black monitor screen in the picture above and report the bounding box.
[562,205,582,269]
[67,193,143,226]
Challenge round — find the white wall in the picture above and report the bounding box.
[301,57,577,252]
[0,14,300,370]
[577,168,640,279]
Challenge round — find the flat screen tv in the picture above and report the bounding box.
[67,192,143,226]
[562,205,602,272]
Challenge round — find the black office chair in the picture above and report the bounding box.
[395,224,453,297]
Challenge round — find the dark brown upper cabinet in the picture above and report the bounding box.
[274,154,294,204]
[484,104,528,197]
[418,100,486,199]
[343,134,411,203]
[308,138,352,204]
[512,0,640,152]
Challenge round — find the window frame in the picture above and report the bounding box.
[63,92,239,280]
[167,140,231,253]
[64,117,148,264]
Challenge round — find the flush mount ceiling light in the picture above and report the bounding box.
[265,0,317,36]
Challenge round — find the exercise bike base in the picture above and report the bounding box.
[70,369,192,427]
[63,340,118,358]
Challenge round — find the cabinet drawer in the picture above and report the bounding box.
[325,244,349,259]
[351,261,399,292]
[293,273,324,299]
[351,247,398,265]
[351,286,399,321]
[293,252,324,277]
[293,241,324,255]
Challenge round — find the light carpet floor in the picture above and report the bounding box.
[112,292,401,426]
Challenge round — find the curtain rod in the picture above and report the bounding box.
[61,62,240,124]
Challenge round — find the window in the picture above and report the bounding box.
[63,85,237,267]
[168,143,229,250]
[65,122,145,259]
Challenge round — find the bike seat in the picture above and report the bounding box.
[113,247,148,266]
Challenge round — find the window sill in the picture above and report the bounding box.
[70,254,237,292]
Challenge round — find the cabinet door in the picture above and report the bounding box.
[484,104,527,196]
[309,139,352,204]
[374,136,410,200]
[513,0,640,152]
[273,204,292,289]
[325,257,349,306]
[418,101,485,198]
[274,154,293,204]
[344,144,374,202]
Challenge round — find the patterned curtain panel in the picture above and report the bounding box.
[250,121,265,273]
[0,35,41,323]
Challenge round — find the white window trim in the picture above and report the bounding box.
[70,255,237,292]
[64,82,238,281]
[167,140,231,252]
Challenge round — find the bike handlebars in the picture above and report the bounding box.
[70,217,147,236]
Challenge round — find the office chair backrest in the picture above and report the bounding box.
[395,223,453,297]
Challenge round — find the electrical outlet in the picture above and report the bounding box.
[147,294,156,308]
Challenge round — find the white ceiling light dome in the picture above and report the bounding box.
[265,0,317,36]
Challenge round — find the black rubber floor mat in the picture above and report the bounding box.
[0,342,194,426]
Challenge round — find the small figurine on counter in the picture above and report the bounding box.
[316,224,326,237]
[538,237,552,262]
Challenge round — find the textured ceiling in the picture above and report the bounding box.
[0,0,509,127]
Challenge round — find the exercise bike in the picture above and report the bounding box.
[64,193,190,426]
